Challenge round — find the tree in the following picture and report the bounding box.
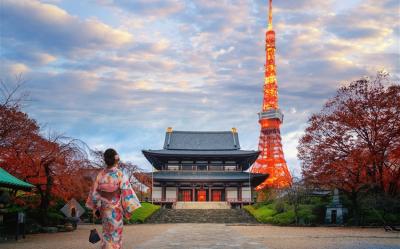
[0,78,95,223]
[1,131,92,223]
[0,77,37,157]
[0,75,29,108]
[284,178,309,225]
[298,72,400,223]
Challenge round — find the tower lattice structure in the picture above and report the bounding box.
[251,0,292,189]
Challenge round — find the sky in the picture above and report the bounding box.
[0,0,399,175]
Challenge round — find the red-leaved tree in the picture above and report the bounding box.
[298,72,400,221]
[0,78,95,223]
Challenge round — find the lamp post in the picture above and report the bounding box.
[151,164,154,204]
[248,162,251,204]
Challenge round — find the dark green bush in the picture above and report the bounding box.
[274,201,285,213]
[46,212,65,226]
[244,205,276,223]
[298,205,317,224]
[253,199,273,209]
[271,210,295,225]
[125,202,160,224]
[247,193,399,226]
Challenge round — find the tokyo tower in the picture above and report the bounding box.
[251,0,292,189]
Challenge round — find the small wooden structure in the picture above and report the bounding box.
[0,167,34,240]
[325,189,348,224]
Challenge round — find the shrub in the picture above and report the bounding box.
[298,205,317,225]
[257,206,277,220]
[253,199,273,209]
[125,202,160,224]
[274,201,285,214]
[243,205,257,219]
[244,205,276,223]
[271,210,295,225]
[46,212,65,226]
[264,216,274,223]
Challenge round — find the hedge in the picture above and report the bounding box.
[125,202,160,224]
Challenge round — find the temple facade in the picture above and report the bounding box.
[142,128,268,207]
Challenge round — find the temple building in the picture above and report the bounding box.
[142,128,268,208]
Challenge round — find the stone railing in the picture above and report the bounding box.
[151,198,177,203]
[226,198,252,203]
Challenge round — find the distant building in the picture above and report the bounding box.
[325,189,348,224]
[142,128,268,208]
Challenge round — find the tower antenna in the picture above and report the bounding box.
[268,0,273,30]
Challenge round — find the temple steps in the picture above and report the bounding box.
[146,208,258,224]
[174,201,231,209]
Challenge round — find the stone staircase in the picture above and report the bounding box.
[174,201,231,209]
[146,208,258,224]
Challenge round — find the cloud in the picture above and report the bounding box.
[1,0,132,56]
[212,46,235,59]
[100,0,185,17]
[0,62,30,76]
[2,42,57,66]
[1,0,399,175]
[282,129,306,176]
[272,0,333,11]
[329,26,384,40]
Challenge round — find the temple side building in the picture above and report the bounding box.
[142,128,268,208]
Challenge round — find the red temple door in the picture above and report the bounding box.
[212,190,222,201]
[197,190,207,202]
[181,190,192,201]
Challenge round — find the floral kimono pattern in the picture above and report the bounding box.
[86,166,141,249]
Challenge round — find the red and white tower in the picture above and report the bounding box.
[251,0,292,189]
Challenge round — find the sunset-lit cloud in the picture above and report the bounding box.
[0,0,398,173]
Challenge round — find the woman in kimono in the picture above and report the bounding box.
[86,148,141,249]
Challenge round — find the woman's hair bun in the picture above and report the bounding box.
[104,148,118,166]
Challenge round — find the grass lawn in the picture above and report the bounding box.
[126,202,160,224]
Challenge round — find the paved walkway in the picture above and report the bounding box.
[136,224,266,249]
[1,224,399,249]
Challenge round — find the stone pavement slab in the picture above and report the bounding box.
[135,223,268,249]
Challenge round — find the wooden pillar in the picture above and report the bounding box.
[192,186,195,201]
[162,186,166,201]
[224,184,227,202]
[176,186,179,202]
[208,186,212,202]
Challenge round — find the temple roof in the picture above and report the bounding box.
[142,149,259,170]
[143,129,259,170]
[163,130,241,150]
[144,149,257,156]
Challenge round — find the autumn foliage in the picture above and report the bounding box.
[298,72,400,197]
[0,80,99,223]
[1,80,151,226]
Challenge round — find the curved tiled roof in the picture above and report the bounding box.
[142,149,259,171]
[144,149,257,156]
[143,129,259,171]
[164,130,240,150]
[0,167,34,191]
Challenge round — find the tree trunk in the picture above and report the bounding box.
[39,164,53,225]
[350,191,360,225]
[294,205,299,225]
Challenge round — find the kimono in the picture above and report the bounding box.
[86,166,141,249]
